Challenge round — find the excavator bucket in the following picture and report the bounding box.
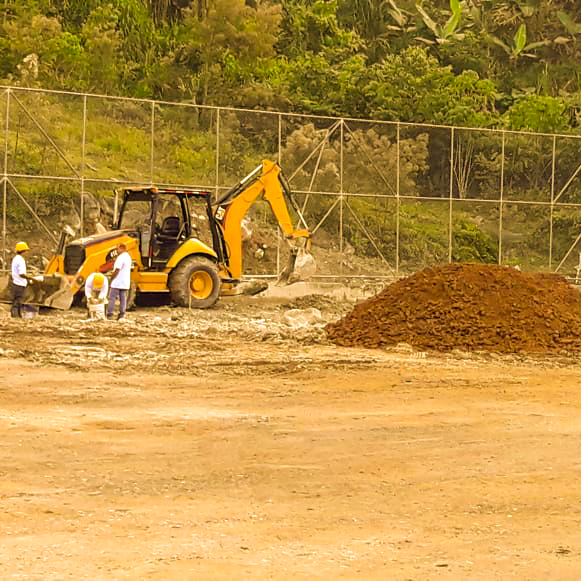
[277,247,316,285]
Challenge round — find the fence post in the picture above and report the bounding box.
[2,88,9,268]
[215,108,220,202]
[339,119,344,276]
[150,100,155,185]
[498,131,505,264]
[396,122,400,274]
[80,95,87,238]
[448,127,454,263]
[278,112,282,165]
[549,134,556,270]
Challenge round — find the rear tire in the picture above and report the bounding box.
[168,256,221,309]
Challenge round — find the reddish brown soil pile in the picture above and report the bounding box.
[325,264,581,353]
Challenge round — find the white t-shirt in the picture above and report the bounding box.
[111,252,132,290]
[11,254,27,287]
[85,273,109,300]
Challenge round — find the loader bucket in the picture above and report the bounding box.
[0,274,75,310]
[33,274,75,310]
[0,275,11,304]
[0,273,74,310]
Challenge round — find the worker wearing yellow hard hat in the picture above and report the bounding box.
[85,271,109,320]
[92,273,105,289]
[11,241,31,318]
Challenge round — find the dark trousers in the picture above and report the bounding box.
[10,282,26,318]
[107,287,127,318]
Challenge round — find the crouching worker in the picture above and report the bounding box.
[85,272,109,320]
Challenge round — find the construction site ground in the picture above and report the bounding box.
[1,291,581,580]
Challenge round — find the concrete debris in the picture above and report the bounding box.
[282,308,322,328]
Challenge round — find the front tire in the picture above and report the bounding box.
[168,256,221,309]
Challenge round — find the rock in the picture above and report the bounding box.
[99,196,114,220]
[241,218,252,241]
[59,208,81,232]
[282,308,322,328]
[239,280,269,296]
[293,248,316,280]
[393,342,414,353]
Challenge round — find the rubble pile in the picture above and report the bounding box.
[325,263,581,353]
[0,298,340,373]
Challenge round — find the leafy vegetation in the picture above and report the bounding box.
[3,0,581,273]
[3,0,581,132]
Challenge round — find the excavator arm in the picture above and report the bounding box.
[215,159,313,283]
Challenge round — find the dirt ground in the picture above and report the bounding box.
[1,293,581,580]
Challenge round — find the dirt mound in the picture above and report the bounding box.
[325,263,581,353]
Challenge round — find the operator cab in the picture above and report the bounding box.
[116,187,214,270]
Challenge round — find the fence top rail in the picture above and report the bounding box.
[1,85,581,141]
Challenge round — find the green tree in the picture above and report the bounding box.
[42,0,102,29]
[43,31,89,90]
[81,4,123,94]
[504,95,568,132]
[364,47,497,125]
[415,0,465,46]
[176,0,282,105]
[0,12,78,87]
[336,0,412,62]
[277,0,359,58]
[146,0,192,25]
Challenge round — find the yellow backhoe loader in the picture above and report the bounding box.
[5,160,314,310]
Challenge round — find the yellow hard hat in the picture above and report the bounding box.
[92,273,105,289]
[15,241,29,252]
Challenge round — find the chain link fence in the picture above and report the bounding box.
[2,86,581,282]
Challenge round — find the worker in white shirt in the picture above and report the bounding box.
[84,272,109,320]
[11,241,31,318]
[107,243,132,320]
